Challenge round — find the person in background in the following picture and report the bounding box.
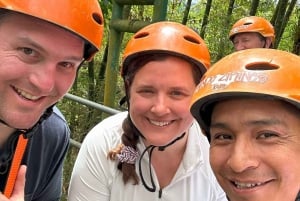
[68,21,227,201]
[229,16,275,51]
[0,1,104,200]
[190,48,300,201]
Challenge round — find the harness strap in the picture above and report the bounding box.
[4,134,28,198]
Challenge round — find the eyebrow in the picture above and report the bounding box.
[17,36,46,51]
[210,119,285,129]
[17,36,84,62]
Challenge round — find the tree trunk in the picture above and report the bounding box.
[200,0,213,38]
[249,0,259,15]
[292,7,300,55]
[216,0,235,60]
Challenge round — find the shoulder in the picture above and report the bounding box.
[188,120,211,162]
[52,105,67,122]
[42,107,69,131]
[185,121,212,176]
[69,112,128,190]
[28,106,70,150]
[24,107,70,200]
[187,121,226,199]
[81,111,127,149]
[85,111,127,140]
[97,111,128,128]
[189,120,210,148]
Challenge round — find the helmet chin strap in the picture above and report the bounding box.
[138,132,186,192]
[0,119,9,127]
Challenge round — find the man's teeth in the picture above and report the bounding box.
[234,181,263,189]
[16,88,39,100]
[150,120,171,127]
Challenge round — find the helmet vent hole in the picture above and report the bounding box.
[92,13,103,25]
[183,35,200,44]
[243,22,253,25]
[134,32,149,39]
[245,63,279,70]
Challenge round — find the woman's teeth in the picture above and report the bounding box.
[150,120,171,127]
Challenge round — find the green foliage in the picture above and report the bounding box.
[277,6,299,51]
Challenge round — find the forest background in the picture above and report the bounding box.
[59,0,300,200]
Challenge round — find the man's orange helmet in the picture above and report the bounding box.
[190,48,300,140]
[0,0,104,60]
[121,21,210,77]
[229,16,275,44]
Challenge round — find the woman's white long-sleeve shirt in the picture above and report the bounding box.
[68,112,227,201]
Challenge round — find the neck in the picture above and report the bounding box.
[0,124,15,148]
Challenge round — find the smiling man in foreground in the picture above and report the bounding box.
[190,48,300,201]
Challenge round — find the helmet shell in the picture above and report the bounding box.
[190,48,300,137]
[0,0,104,60]
[121,21,210,77]
[229,16,275,43]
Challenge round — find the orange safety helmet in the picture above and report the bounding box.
[0,0,104,61]
[121,21,210,77]
[190,48,300,140]
[229,16,275,44]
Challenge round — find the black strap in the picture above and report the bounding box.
[138,132,186,193]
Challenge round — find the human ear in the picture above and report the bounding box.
[265,37,273,48]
